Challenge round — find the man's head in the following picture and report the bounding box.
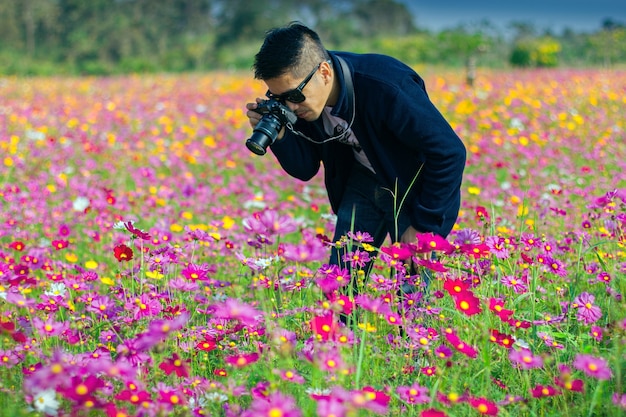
[253,22,336,122]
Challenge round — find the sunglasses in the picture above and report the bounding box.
[266,60,329,103]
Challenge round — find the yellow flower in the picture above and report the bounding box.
[85,260,98,270]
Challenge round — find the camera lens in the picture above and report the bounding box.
[245,114,282,155]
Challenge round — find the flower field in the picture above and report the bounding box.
[0,68,625,417]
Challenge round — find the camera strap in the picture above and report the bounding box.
[337,56,355,127]
[288,55,356,144]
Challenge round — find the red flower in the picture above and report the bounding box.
[489,329,514,349]
[453,290,482,316]
[9,241,25,251]
[159,353,189,377]
[475,206,490,221]
[443,279,470,297]
[196,338,217,352]
[113,244,134,262]
[488,298,514,321]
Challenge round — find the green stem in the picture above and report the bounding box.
[354,320,368,389]
[587,379,604,417]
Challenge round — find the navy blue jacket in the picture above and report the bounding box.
[270,51,466,237]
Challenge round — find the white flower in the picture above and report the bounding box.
[44,283,67,297]
[33,389,60,416]
[72,196,90,212]
[204,392,228,403]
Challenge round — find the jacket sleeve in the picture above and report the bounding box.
[268,130,323,181]
[384,75,466,235]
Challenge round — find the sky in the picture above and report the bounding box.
[400,0,626,33]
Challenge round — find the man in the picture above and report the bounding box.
[246,22,466,282]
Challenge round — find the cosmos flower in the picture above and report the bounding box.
[573,354,613,380]
[509,348,544,369]
[443,328,478,358]
[396,383,429,404]
[530,384,560,398]
[469,397,499,416]
[453,290,482,316]
[225,352,260,368]
[572,292,602,324]
[32,389,60,416]
[242,391,302,417]
[158,353,189,377]
[113,244,134,262]
[310,314,337,341]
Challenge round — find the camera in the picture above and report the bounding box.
[246,98,297,155]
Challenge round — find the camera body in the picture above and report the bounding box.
[246,98,297,155]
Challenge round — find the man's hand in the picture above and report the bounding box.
[401,226,429,270]
[400,225,419,244]
[246,99,286,141]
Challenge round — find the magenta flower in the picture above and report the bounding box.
[316,264,351,293]
[158,353,189,377]
[573,354,613,380]
[572,292,602,324]
[342,248,371,269]
[242,391,302,417]
[469,397,499,415]
[509,347,544,369]
[443,328,478,358]
[590,325,604,342]
[181,263,210,281]
[530,384,560,398]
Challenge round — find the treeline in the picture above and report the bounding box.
[1,0,625,76]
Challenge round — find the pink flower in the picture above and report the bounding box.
[210,298,263,326]
[572,292,602,324]
[590,326,604,341]
[509,348,544,369]
[317,395,348,417]
[443,328,478,358]
[32,317,69,337]
[225,352,260,368]
[316,264,350,293]
[242,391,302,417]
[573,354,613,380]
[396,383,429,404]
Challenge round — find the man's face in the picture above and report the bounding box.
[264,60,334,122]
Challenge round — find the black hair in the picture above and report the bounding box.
[253,21,330,80]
